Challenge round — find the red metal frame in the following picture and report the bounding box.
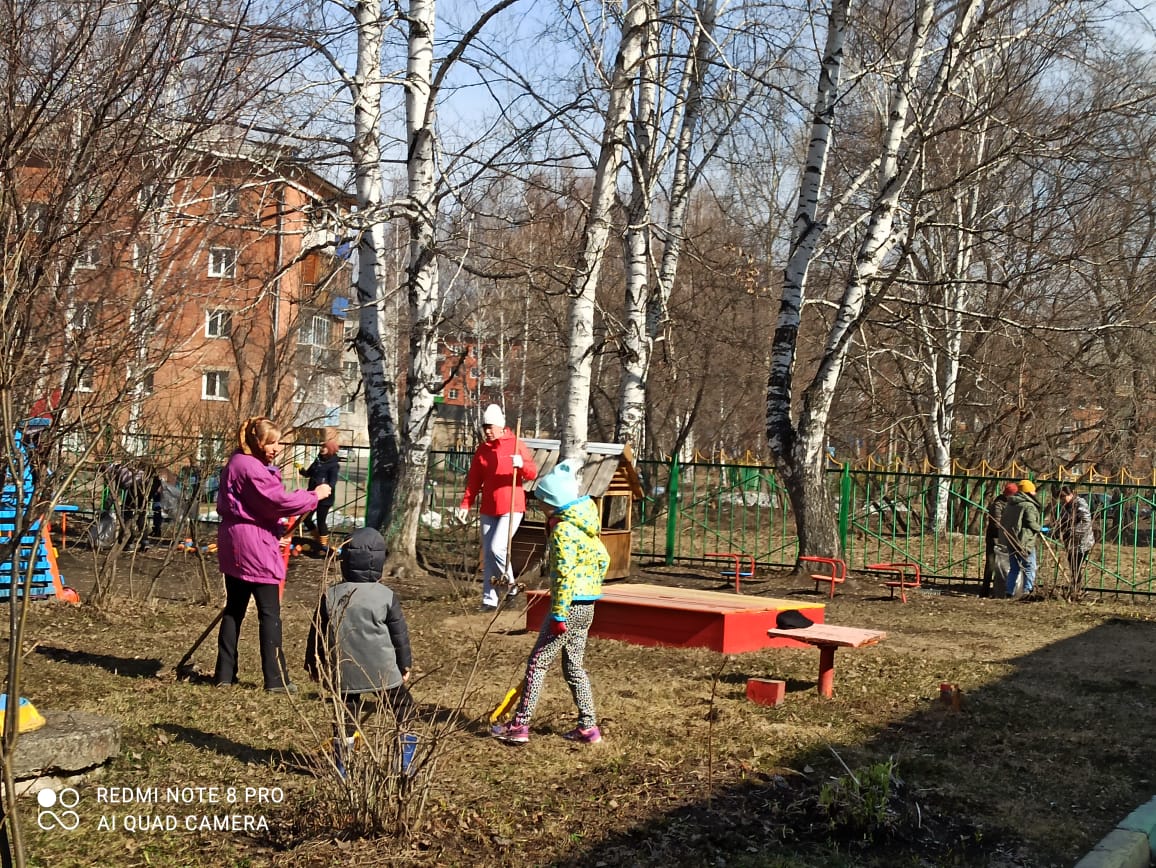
[705,552,755,593]
[799,555,847,599]
[867,562,921,603]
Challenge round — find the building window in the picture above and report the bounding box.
[141,371,155,395]
[299,314,332,347]
[343,360,359,381]
[75,242,99,270]
[132,243,147,271]
[299,314,339,367]
[70,302,96,330]
[213,185,240,215]
[205,309,232,339]
[75,366,93,392]
[202,371,229,401]
[208,247,237,278]
[26,203,48,233]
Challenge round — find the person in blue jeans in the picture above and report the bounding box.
[1000,479,1044,597]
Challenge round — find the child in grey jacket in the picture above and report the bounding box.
[305,527,416,775]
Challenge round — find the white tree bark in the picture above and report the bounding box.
[768,0,983,559]
[561,0,650,461]
[617,0,717,452]
[347,0,402,531]
[391,0,440,557]
[765,0,852,559]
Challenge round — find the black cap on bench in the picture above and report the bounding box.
[776,610,814,630]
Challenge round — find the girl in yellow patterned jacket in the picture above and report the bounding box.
[492,460,609,745]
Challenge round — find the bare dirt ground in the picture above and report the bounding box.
[12,542,1156,867]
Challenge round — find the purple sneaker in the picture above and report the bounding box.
[492,722,530,744]
[562,725,602,744]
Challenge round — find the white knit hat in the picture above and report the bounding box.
[482,404,505,427]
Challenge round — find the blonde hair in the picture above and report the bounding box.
[238,417,281,457]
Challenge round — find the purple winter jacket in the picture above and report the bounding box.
[216,452,319,585]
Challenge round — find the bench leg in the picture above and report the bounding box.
[818,646,836,698]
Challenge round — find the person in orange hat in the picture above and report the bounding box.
[980,482,1017,598]
[1000,479,1043,597]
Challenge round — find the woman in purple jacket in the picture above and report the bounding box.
[214,418,331,693]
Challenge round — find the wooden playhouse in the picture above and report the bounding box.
[511,439,644,580]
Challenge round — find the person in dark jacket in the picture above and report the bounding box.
[299,434,341,554]
[1058,485,1096,598]
[305,527,415,776]
[980,482,1017,598]
[1000,479,1044,597]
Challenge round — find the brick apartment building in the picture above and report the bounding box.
[24,146,362,452]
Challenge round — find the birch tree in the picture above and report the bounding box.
[616,0,721,451]
[561,0,650,460]
[766,0,982,558]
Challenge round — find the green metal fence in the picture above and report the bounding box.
[49,436,1156,597]
[424,453,1156,598]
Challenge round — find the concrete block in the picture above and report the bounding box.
[1118,796,1156,859]
[746,677,786,707]
[1074,828,1151,868]
[12,711,120,779]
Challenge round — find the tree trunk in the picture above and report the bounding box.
[561,0,650,461]
[765,0,851,563]
[393,0,439,564]
[349,0,401,531]
[616,0,716,451]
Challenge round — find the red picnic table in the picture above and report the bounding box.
[765,624,887,697]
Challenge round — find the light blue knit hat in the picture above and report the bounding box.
[534,460,580,508]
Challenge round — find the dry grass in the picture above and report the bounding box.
[10,548,1156,867]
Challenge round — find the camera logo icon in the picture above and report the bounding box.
[36,788,80,831]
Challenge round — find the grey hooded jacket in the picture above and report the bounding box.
[305,528,412,694]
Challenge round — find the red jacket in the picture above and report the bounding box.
[459,432,538,517]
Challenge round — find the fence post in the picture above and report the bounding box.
[665,455,680,566]
[838,462,851,556]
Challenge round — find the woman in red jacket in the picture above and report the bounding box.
[456,405,537,611]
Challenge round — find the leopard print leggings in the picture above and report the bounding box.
[513,602,596,729]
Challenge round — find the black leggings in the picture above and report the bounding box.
[214,576,289,689]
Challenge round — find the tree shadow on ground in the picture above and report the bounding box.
[558,617,1156,867]
[34,644,162,678]
[155,722,314,775]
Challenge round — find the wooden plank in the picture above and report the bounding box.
[583,456,619,497]
[766,624,886,648]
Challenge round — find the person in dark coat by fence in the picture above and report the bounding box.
[1058,485,1096,598]
[980,482,1017,598]
[299,434,341,554]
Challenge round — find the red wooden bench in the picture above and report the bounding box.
[705,552,755,593]
[867,562,921,603]
[525,584,824,654]
[766,624,887,697]
[799,555,847,599]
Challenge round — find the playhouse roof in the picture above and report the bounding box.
[521,439,644,500]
